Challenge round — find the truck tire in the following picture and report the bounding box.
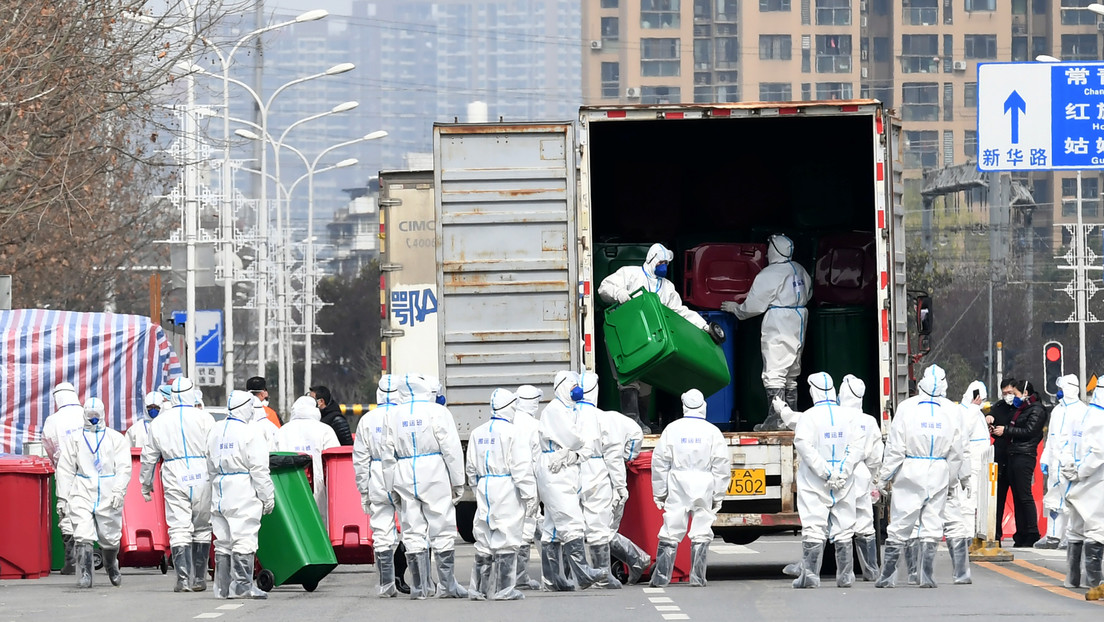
[456,501,477,544]
[720,531,761,546]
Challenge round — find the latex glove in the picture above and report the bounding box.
[141,488,153,503]
[1063,463,1080,482]
[772,396,787,414]
[109,491,126,511]
[870,489,881,503]
[56,500,67,518]
[361,495,371,515]
[711,499,723,513]
[614,487,629,511]
[548,448,580,474]
[653,496,666,511]
[828,474,847,492]
[525,497,540,518]
[720,300,740,315]
[960,478,972,499]
[262,497,275,515]
[874,481,889,499]
[451,485,465,505]
[615,290,631,304]
[821,466,834,481]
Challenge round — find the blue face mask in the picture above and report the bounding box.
[148,407,160,419]
[88,417,100,426]
[435,394,447,406]
[570,386,585,402]
[1057,389,1065,401]
[654,263,668,279]
[1013,395,1024,408]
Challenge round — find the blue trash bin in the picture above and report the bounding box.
[699,310,737,431]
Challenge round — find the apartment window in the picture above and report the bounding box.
[964,35,997,59]
[901,35,939,73]
[760,0,791,10]
[1062,177,1100,217]
[815,35,852,73]
[873,37,889,62]
[642,86,680,104]
[642,0,680,28]
[816,82,853,99]
[943,83,954,121]
[872,0,888,14]
[602,17,619,40]
[802,48,811,72]
[601,0,619,6]
[1063,34,1099,60]
[1032,37,1048,59]
[964,0,995,10]
[760,35,793,60]
[944,0,953,23]
[1012,37,1028,62]
[874,86,894,107]
[943,131,954,165]
[695,39,713,68]
[801,83,812,100]
[715,84,739,103]
[716,0,738,19]
[907,0,939,24]
[943,34,953,73]
[716,36,739,66]
[1033,0,1048,13]
[964,82,977,108]
[1012,0,1027,12]
[1062,0,1098,25]
[816,0,851,25]
[964,130,978,157]
[905,130,939,169]
[601,62,620,99]
[760,82,793,101]
[641,38,681,76]
[802,0,811,24]
[694,0,712,17]
[902,82,939,122]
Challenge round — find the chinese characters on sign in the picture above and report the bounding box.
[392,288,438,326]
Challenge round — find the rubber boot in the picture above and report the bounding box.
[1084,540,1104,588]
[394,544,411,594]
[228,552,267,599]
[493,552,524,600]
[835,539,855,588]
[875,540,903,588]
[61,534,76,575]
[610,533,650,585]
[782,562,802,577]
[755,388,787,432]
[918,540,938,588]
[540,541,574,591]
[516,543,540,590]
[1034,535,1061,549]
[946,538,971,585]
[171,545,193,592]
[191,541,210,592]
[785,387,799,410]
[792,540,824,589]
[76,541,94,588]
[1066,541,1084,588]
[434,549,469,598]
[375,546,398,597]
[563,538,605,590]
[620,387,651,434]
[214,553,231,599]
[102,546,122,587]
[649,541,677,587]
[469,553,492,601]
[905,538,920,585]
[855,535,880,582]
[406,550,430,600]
[591,543,622,589]
[689,541,709,587]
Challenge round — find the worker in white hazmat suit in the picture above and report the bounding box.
[42,381,87,575]
[1061,386,1104,588]
[536,370,608,591]
[389,373,468,599]
[206,390,274,599]
[275,395,339,521]
[1038,375,1085,549]
[577,370,627,589]
[873,372,965,588]
[353,374,407,597]
[513,385,544,589]
[789,373,864,588]
[721,234,812,432]
[650,389,730,587]
[127,391,163,449]
[841,375,883,581]
[251,395,279,451]
[598,242,720,433]
[466,389,539,601]
[56,397,131,588]
[140,376,216,592]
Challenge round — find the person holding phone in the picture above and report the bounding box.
[990,378,1047,547]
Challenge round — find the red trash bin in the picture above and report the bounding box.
[0,456,54,579]
[321,446,374,564]
[618,450,693,583]
[682,243,767,310]
[119,447,170,571]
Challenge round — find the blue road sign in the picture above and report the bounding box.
[171,309,223,366]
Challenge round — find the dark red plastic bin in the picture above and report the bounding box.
[683,243,767,310]
[321,446,374,564]
[813,231,876,306]
[119,447,170,570]
[0,456,54,579]
[618,451,693,583]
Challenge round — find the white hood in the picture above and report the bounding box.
[808,371,837,405]
[767,234,794,264]
[681,388,706,419]
[290,395,322,422]
[839,374,865,410]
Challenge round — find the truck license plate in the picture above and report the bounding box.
[727,468,766,496]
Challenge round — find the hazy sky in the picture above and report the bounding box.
[270,0,353,15]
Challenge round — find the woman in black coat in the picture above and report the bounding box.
[990,379,1048,547]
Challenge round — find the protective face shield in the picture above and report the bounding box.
[552,371,581,405]
[839,374,865,410]
[767,234,795,264]
[52,382,81,409]
[227,390,254,420]
[808,372,837,405]
[922,364,948,398]
[516,385,543,417]
[170,377,198,406]
[579,370,599,404]
[490,388,518,423]
[83,397,105,429]
[643,243,674,279]
[681,389,706,418]
[291,395,322,422]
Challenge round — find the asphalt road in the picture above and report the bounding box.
[3,536,1101,622]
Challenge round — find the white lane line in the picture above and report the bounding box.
[655,605,681,611]
[194,615,223,620]
[643,587,666,593]
[709,544,758,555]
[662,615,690,621]
[216,605,244,610]
[649,596,674,603]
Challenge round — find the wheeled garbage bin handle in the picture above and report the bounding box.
[604,286,650,318]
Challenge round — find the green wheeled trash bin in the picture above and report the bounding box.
[256,453,338,592]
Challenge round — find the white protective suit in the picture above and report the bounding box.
[514,385,544,544]
[206,391,274,555]
[275,395,339,521]
[467,389,539,555]
[839,375,883,539]
[1063,387,1104,545]
[43,382,87,540]
[944,380,991,540]
[140,377,216,548]
[251,396,280,452]
[724,234,811,393]
[537,371,589,543]
[389,373,466,554]
[127,391,163,449]
[56,397,131,547]
[353,375,405,553]
[1040,375,1086,543]
[577,370,625,547]
[597,242,708,331]
[651,389,730,545]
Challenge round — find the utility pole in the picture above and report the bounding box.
[1056,170,1102,392]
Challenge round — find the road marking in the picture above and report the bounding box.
[1029,549,1067,559]
[1014,559,1067,582]
[976,561,1102,604]
[661,615,689,621]
[216,605,244,610]
[649,596,673,603]
[655,605,681,611]
[194,615,223,620]
[643,587,666,593]
[708,544,758,555]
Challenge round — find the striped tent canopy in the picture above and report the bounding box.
[0,310,182,454]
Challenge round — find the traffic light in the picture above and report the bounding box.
[1043,341,1064,396]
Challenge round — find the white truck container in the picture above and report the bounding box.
[401,100,909,544]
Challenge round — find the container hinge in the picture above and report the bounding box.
[381,328,405,338]
[379,198,402,207]
[381,263,403,272]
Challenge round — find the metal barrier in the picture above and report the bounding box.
[970,445,1013,561]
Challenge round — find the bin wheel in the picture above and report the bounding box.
[159,555,169,574]
[303,580,318,592]
[610,559,629,585]
[455,501,476,544]
[257,569,275,592]
[93,549,104,570]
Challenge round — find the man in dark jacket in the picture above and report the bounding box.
[989,378,1047,547]
[309,385,354,446]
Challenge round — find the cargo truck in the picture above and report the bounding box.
[382,100,911,545]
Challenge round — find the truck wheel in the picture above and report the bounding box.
[720,532,761,546]
[456,501,477,544]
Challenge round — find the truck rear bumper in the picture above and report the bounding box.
[714,512,801,529]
